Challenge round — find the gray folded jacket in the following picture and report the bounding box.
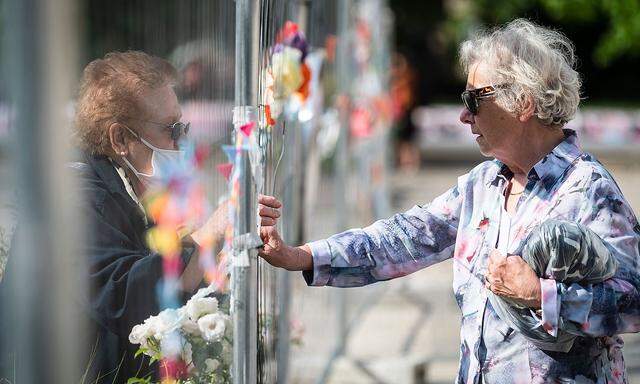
[488,219,618,352]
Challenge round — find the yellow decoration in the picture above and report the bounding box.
[146,226,181,257]
[271,46,304,99]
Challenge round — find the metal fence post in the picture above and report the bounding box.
[315,2,351,383]
[2,0,83,382]
[334,0,351,359]
[275,2,313,383]
[233,0,260,383]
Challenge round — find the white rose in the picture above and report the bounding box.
[186,296,219,321]
[129,314,163,348]
[204,358,220,373]
[181,319,201,336]
[129,323,151,347]
[145,316,165,341]
[129,308,182,348]
[153,308,182,339]
[197,313,229,342]
[190,283,217,300]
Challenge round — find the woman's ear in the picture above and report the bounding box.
[518,94,536,123]
[109,122,129,156]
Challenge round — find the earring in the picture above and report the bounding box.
[120,152,125,156]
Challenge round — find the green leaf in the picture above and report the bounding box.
[134,348,146,358]
[209,341,223,356]
[126,377,152,384]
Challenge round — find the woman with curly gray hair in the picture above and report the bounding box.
[257,19,640,383]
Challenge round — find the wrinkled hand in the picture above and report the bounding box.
[257,195,312,271]
[181,200,229,291]
[258,194,284,260]
[258,194,282,227]
[190,200,229,248]
[485,249,541,309]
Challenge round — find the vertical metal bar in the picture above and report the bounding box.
[318,3,396,384]
[234,0,259,383]
[334,0,351,357]
[275,2,312,383]
[316,2,353,383]
[372,0,392,220]
[277,126,295,383]
[2,0,83,382]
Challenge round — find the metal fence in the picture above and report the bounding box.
[0,0,393,383]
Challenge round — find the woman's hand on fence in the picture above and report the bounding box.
[258,194,286,266]
[258,194,282,226]
[257,194,313,271]
[190,200,229,248]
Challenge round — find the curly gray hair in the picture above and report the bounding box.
[459,19,582,126]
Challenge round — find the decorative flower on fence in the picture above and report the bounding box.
[262,21,311,126]
[271,47,304,99]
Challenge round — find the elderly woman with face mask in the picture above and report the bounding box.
[257,19,640,383]
[62,51,230,383]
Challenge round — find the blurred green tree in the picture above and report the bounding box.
[390,0,640,104]
[541,0,640,66]
[448,0,640,67]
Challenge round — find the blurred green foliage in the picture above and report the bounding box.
[390,0,640,104]
[446,0,640,67]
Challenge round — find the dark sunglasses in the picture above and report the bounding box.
[129,117,191,141]
[461,84,506,115]
[164,121,190,141]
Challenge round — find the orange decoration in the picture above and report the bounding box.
[295,63,312,101]
[147,192,170,223]
[265,104,277,126]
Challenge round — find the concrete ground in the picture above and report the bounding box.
[288,160,640,384]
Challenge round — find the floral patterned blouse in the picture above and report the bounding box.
[305,130,640,383]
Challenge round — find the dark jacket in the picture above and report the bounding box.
[1,152,195,383]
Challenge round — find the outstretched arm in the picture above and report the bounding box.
[259,180,465,288]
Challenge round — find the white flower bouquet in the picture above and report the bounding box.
[128,284,233,384]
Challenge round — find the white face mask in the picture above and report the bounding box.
[121,126,186,189]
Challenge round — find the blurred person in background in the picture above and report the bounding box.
[170,40,235,146]
[258,19,640,383]
[1,51,228,383]
[391,52,420,170]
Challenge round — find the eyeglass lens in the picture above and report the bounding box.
[170,122,190,141]
[462,91,478,115]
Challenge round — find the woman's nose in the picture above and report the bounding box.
[459,107,474,125]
